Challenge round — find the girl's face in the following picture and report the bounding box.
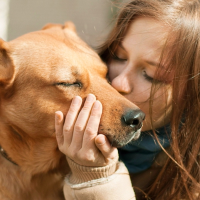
[108,17,172,131]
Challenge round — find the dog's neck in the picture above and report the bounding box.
[0,145,18,165]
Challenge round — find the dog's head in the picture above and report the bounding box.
[0,22,144,173]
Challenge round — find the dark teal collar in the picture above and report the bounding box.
[118,125,171,173]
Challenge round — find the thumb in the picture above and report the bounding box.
[95,134,118,161]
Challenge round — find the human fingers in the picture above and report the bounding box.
[55,111,64,149]
[82,100,102,148]
[70,94,96,149]
[63,96,82,147]
[95,134,118,164]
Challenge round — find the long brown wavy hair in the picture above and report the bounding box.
[98,0,200,199]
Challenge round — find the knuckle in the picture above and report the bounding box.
[63,126,71,133]
[85,127,95,135]
[74,124,84,132]
[86,154,95,162]
[79,153,94,162]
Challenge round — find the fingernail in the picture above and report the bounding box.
[55,112,62,123]
[96,135,106,145]
[87,94,95,102]
[93,101,100,109]
[72,96,81,104]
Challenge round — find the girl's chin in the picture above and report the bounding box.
[141,117,170,132]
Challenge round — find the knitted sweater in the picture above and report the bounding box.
[63,157,136,200]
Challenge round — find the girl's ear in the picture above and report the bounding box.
[0,39,15,85]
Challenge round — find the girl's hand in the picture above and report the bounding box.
[55,94,118,167]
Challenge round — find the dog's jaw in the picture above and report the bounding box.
[104,127,142,148]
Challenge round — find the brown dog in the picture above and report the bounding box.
[0,22,145,200]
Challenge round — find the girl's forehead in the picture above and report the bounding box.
[123,17,168,54]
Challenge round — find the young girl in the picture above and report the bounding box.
[55,0,200,199]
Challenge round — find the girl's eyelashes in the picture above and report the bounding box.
[112,54,127,62]
[110,53,162,84]
[142,70,154,83]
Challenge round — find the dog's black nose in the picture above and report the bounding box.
[122,110,145,130]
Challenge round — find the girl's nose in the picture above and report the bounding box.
[111,74,132,94]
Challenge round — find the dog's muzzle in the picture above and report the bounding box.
[106,109,145,148]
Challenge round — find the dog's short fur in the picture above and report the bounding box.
[0,22,144,200]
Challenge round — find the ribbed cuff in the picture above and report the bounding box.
[66,157,118,184]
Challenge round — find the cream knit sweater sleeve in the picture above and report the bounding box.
[63,158,136,200]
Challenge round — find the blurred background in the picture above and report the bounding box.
[0,0,127,48]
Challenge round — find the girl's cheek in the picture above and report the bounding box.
[129,83,151,104]
[153,87,172,113]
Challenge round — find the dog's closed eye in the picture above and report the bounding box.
[55,82,82,88]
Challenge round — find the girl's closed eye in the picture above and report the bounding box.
[142,70,154,83]
[143,70,166,84]
[112,53,127,62]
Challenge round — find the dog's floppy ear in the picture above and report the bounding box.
[42,21,76,33]
[64,21,76,32]
[0,39,15,85]
[42,23,63,30]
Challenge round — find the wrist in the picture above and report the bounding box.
[66,157,118,184]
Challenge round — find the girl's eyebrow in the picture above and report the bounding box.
[119,42,165,69]
[146,60,159,67]
[146,60,164,68]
